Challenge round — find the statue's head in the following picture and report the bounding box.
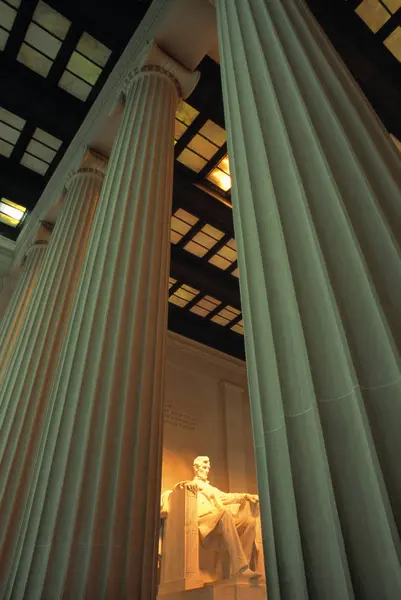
[193,456,210,481]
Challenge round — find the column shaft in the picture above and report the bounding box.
[1,43,198,600]
[0,231,49,379]
[0,151,105,598]
[215,0,401,598]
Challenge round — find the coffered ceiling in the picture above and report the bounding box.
[0,0,400,359]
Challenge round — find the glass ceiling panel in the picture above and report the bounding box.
[169,280,243,335]
[188,134,219,161]
[177,148,207,173]
[0,107,25,130]
[176,102,199,126]
[0,198,26,227]
[76,32,111,68]
[17,42,53,77]
[384,26,401,61]
[199,120,226,147]
[0,1,17,30]
[33,1,70,40]
[0,28,8,51]
[355,0,391,33]
[25,22,62,59]
[382,0,401,12]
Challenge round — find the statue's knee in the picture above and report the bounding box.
[245,515,257,529]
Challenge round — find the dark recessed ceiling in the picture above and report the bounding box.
[0,0,400,360]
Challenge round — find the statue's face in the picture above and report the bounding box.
[194,456,210,481]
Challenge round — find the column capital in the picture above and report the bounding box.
[65,148,108,190]
[123,41,200,100]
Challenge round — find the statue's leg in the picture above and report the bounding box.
[216,511,248,576]
[234,515,257,566]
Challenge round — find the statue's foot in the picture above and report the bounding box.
[238,568,263,581]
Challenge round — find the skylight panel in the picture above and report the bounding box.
[17,2,71,77]
[169,284,199,308]
[211,305,240,327]
[355,0,391,33]
[382,0,401,12]
[190,295,221,317]
[206,153,231,192]
[188,134,219,161]
[168,284,244,335]
[208,238,236,270]
[17,44,52,76]
[33,1,70,39]
[76,33,111,67]
[170,208,199,244]
[184,224,224,258]
[0,1,17,30]
[174,101,199,142]
[20,127,62,175]
[0,198,26,228]
[0,0,18,50]
[58,71,92,101]
[58,32,111,101]
[177,148,207,173]
[231,320,244,335]
[384,26,401,61]
[0,107,25,158]
[198,120,226,147]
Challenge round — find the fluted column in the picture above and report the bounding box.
[0,226,50,379]
[0,150,106,596]
[0,43,199,600]
[213,0,401,598]
[0,268,20,323]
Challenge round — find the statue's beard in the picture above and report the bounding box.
[196,470,209,482]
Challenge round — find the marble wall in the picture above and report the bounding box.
[162,333,257,495]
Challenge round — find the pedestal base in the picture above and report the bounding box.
[157,580,267,600]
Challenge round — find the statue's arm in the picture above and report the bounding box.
[173,480,198,494]
[220,492,259,505]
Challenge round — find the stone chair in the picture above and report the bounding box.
[157,485,265,597]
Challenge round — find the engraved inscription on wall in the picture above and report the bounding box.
[164,402,200,431]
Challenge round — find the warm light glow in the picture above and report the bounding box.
[0,198,26,227]
[206,154,231,192]
[355,0,391,33]
[207,167,231,192]
[384,27,401,62]
[382,0,401,12]
[176,101,199,127]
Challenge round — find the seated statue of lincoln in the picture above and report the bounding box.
[177,456,263,581]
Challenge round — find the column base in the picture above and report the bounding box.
[157,580,267,600]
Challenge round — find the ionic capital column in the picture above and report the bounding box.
[213,0,401,598]
[2,43,199,599]
[0,149,106,597]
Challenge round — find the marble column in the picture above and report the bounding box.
[0,43,199,600]
[0,150,106,596]
[213,0,401,598]
[0,267,20,324]
[0,226,50,379]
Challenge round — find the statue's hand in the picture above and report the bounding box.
[174,481,198,494]
[245,494,259,504]
[183,482,198,494]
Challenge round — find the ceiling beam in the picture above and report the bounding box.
[168,303,245,360]
[0,156,43,210]
[170,244,241,309]
[173,166,235,236]
[0,54,85,142]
